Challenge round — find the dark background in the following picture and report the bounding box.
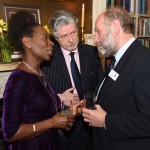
[0,0,92,42]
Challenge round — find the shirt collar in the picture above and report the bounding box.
[61,47,79,56]
[114,37,136,66]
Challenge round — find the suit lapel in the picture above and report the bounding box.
[114,39,140,74]
[54,44,71,84]
[78,44,88,86]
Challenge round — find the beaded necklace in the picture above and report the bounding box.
[22,61,58,112]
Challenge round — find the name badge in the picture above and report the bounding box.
[108,69,119,81]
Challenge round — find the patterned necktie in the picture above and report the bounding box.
[70,52,84,100]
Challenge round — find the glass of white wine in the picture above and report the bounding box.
[61,100,73,115]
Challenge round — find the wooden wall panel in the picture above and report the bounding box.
[0,0,92,41]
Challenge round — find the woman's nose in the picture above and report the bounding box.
[48,38,54,46]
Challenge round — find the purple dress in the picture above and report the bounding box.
[2,69,62,150]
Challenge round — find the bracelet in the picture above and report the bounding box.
[33,124,36,133]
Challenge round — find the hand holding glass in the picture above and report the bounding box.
[61,100,73,115]
[84,92,96,110]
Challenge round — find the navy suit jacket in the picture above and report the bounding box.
[42,43,103,94]
[94,39,150,150]
[42,43,103,150]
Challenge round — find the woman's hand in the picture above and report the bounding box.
[72,100,84,116]
[50,113,75,131]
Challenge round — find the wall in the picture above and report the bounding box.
[92,0,106,33]
[0,0,92,41]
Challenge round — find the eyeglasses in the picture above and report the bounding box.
[57,30,78,41]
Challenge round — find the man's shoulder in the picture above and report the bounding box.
[78,43,98,55]
[78,43,97,49]
[53,42,61,49]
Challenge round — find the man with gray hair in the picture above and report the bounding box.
[42,10,103,150]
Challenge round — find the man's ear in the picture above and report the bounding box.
[22,37,31,48]
[112,20,121,35]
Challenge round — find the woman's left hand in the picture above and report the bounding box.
[72,100,84,116]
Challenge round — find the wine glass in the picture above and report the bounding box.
[61,100,73,115]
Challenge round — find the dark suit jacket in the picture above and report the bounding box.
[94,39,150,150]
[42,43,103,150]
